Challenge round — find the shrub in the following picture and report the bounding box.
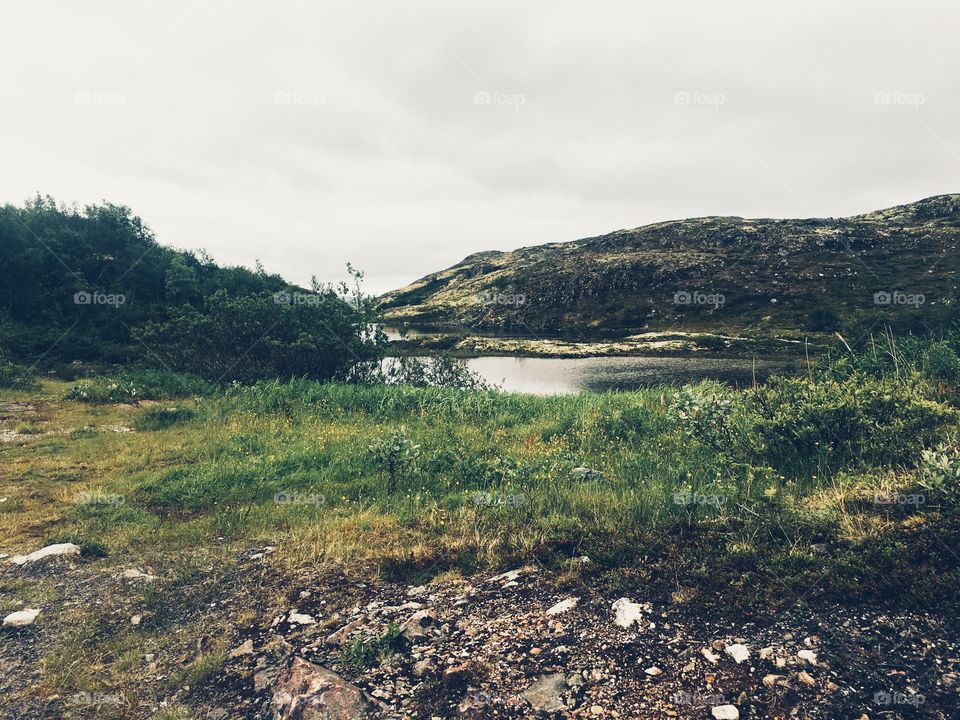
[739,375,955,474]
[368,427,420,493]
[0,356,39,390]
[134,288,384,383]
[65,377,140,404]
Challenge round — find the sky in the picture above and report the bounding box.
[1,1,958,294]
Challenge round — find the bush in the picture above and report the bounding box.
[740,375,955,473]
[0,356,39,390]
[116,368,210,398]
[674,375,956,475]
[65,377,141,404]
[368,427,420,493]
[134,288,384,383]
[65,369,209,404]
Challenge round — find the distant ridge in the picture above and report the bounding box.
[379,195,960,334]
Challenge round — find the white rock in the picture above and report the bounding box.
[3,608,41,626]
[489,569,524,583]
[712,705,740,720]
[644,666,662,676]
[287,611,316,625]
[546,597,578,616]
[725,643,750,664]
[611,598,644,628]
[10,543,80,565]
[121,568,157,581]
[130,614,142,625]
[759,646,774,660]
[797,649,818,665]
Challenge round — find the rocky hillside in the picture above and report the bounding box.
[379,195,960,335]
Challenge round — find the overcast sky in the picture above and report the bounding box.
[2,1,958,294]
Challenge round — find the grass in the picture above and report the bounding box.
[1,366,957,586]
[2,351,959,713]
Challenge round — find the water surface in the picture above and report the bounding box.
[461,355,778,395]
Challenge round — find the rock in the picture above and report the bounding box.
[254,636,294,692]
[711,705,739,720]
[287,610,316,626]
[762,674,785,687]
[796,670,816,687]
[546,597,578,616]
[10,543,80,565]
[701,647,720,664]
[644,666,662,676]
[522,673,567,713]
[271,657,371,719]
[229,639,254,658]
[130,614,142,625]
[3,607,41,627]
[571,466,604,481]
[758,646,774,660]
[797,649,817,665]
[725,643,750,664]
[325,619,364,646]
[401,609,437,640]
[121,568,157,581]
[443,662,471,687]
[611,598,644,628]
[412,658,436,677]
[489,569,525,583]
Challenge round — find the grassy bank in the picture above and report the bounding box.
[3,344,960,612]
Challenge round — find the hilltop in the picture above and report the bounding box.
[379,195,960,338]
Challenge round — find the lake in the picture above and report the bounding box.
[454,355,782,395]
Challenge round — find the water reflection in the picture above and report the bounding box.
[456,355,779,395]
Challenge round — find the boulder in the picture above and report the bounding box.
[271,657,371,719]
[522,673,567,713]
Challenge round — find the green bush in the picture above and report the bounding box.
[65,377,141,404]
[0,356,39,390]
[674,374,955,475]
[740,375,955,474]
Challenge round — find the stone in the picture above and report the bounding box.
[401,609,437,640]
[325,619,364,646]
[130,614,142,625]
[796,670,816,687]
[758,646,774,660]
[711,705,739,720]
[229,639,254,658]
[271,657,371,719]
[797,649,817,665]
[546,597,578,616]
[762,674,785,687]
[3,607,40,626]
[10,543,80,565]
[288,610,316,625]
[701,648,720,664]
[522,673,567,713]
[644,666,662,676]
[611,598,644,628]
[412,658,436,677]
[121,568,157,581]
[725,643,750,664]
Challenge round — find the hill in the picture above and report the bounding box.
[379,195,960,338]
